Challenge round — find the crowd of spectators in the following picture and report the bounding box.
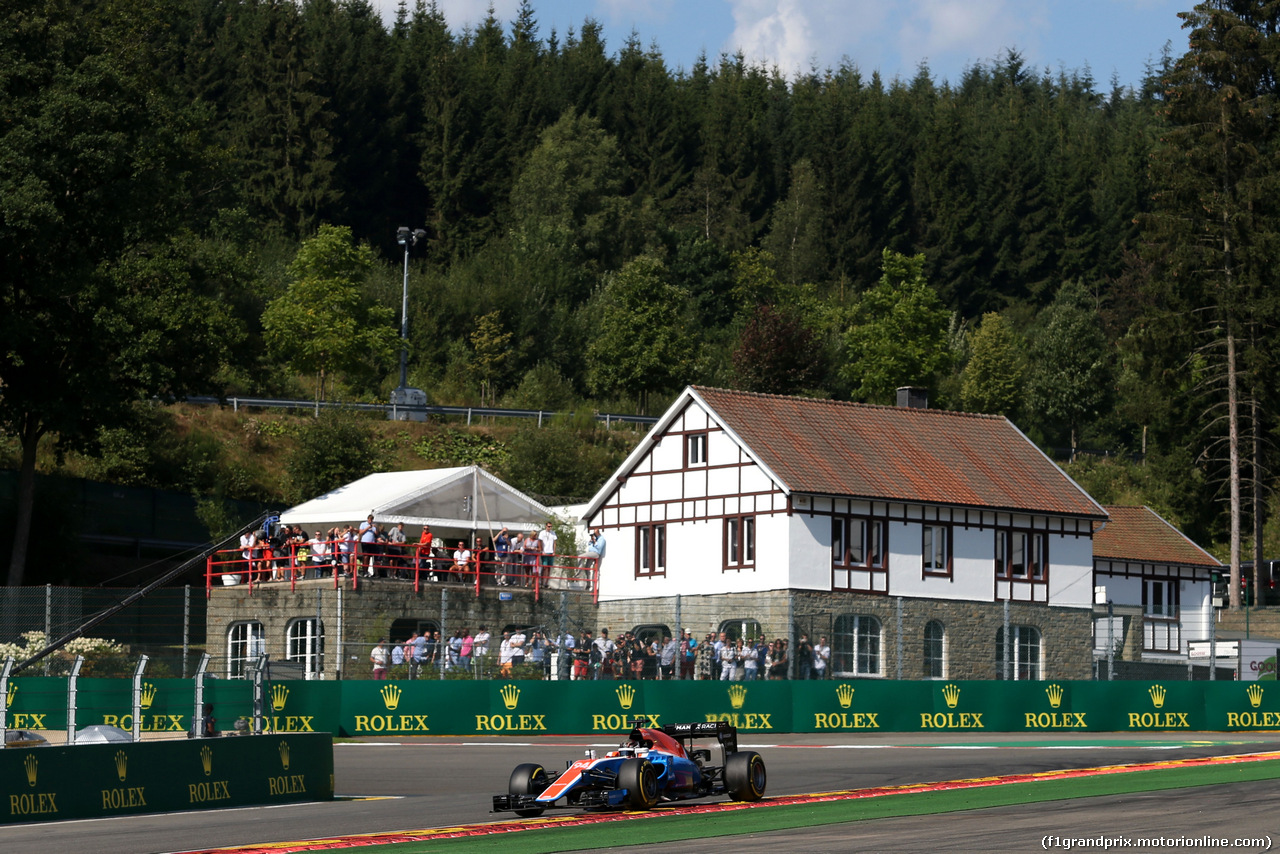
[370,626,833,681]
[221,519,604,588]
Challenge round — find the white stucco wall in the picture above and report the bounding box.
[1047,533,1094,608]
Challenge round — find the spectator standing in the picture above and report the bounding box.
[813,635,831,679]
[359,517,379,577]
[719,638,739,681]
[308,531,329,578]
[538,522,558,582]
[659,635,678,680]
[423,630,438,674]
[592,629,615,680]
[391,638,406,671]
[494,527,511,585]
[573,630,593,680]
[509,627,527,669]
[520,530,540,587]
[741,638,759,680]
[416,525,434,575]
[473,626,491,659]
[388,522,407,577]
[796,634,814,681]
[408,631,424,678]
[459,628,474,673]
[695,633,715,680]
[769,639,789,679]
[556,630,575,680]
[712,632,728,680]
[370,639,388,680]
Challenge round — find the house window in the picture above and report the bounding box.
[687,432,708,466]
[995,530,1047,580]
[924,620,946,679]
[637,524,666,577]
[833,614,881,676]
[996,625,1042,680]
[923,524,950,576]
[287,618,325,676]
[832,517,887,592]
[1143,578,1180,652]
[227,621,265,678]
[725,515,755,570]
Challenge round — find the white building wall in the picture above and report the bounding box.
[1047,533,1094,608]
[789,513,832,590]
[1180,580,1213,646]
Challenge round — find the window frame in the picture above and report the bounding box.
[832,614,883,677]
[922,524,951,578]
[1142,577,1181,652]
[831,516,888,592]
[686,432,708,467]
[994,529,1048,581]
[923,620,947,679]
[286,617,325,676]
[724,514,756,571]
[636,523,667,578]
[996,624,1042,680]
[227,620,265,678]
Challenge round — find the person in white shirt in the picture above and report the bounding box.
[472,627,491,658]
[812,636,831,679]
[592,629,615,680]
[509,628,527,668]
[498,631,514,676]
[308,531,329,578]
[538,522,558,580]
[719,639,739,681]
[452,541,471,583]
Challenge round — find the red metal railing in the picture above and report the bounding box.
[206,540,599,603]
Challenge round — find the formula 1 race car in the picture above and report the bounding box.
[491,719,766,815]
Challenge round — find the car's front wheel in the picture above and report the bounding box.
[618,758,659,810]
[509,763,550,817]
[725,751,766,801]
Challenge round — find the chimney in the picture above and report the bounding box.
[896,386,928,409]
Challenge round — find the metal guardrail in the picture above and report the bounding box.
[184,395,657,427]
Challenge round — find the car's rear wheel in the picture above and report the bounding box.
[509,763,550,817]
[725,751,766,801]
[618,758,659,810]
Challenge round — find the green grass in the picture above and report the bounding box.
[367,757,1280,853]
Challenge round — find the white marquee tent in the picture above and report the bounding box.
[278,466,554,539]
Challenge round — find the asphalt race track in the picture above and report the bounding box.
[3,731,1278,854]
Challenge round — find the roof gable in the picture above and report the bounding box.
[1093,505,1220,568]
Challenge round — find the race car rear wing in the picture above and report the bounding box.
[627,719,738,753]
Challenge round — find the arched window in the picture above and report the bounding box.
[286,618,325,676]
[996,625,1042,680]
[833,615,881,676]
[923,620,946,679]
[227,621,264,678]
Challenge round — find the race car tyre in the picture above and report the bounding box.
[725,751,767,802]
[618,758,659,810]
[509,763,550,817]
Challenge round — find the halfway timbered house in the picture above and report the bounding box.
[583,386,1111,679]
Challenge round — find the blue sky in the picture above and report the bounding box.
[374,0,1190,88]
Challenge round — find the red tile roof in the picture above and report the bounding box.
[1093,505,1220,567]
[692,386,1105,518]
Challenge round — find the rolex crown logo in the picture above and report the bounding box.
[728,684,747,710]
[1247,684,1264,709]
[616,684,636,710]
[942,683,961,708]
[836,683,855,709]
[24,753,37,787]
[271,684,290,711]
[5,682,15,707]
[114,749,128,782]
[279,740,291,771]
[380,684,402,711]
[200,744,213,777]
[1045,684,1064,709]
[139,682,157,710]
[1148,684,1166,709]
[500,683,521,710]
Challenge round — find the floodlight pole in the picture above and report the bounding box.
[395,227,427,391]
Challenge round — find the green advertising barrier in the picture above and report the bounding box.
[11,678,1280,737]
[0,733,333,824]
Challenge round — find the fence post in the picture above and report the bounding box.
[439,588,448,681]
[131,655,150,742]
[1106,600,1114,681]
[1209,604,1216,681]
[251,654,268,733]
[896,597,904,680]
[183,584,191,679]
[66,655,84,745]
[44,584,52,676]
[1003,600,1011,681]
[193,653,211,737]
[336,585,345,681]
[0,657,12,744]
